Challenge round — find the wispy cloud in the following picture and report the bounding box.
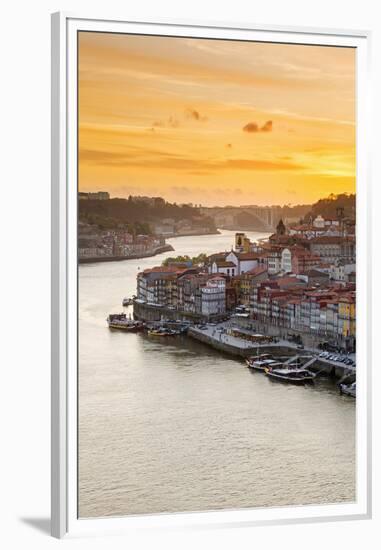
[243,120,273,133]
[80,147,305,173]
[152,115,180,128]
[185,108,208,122]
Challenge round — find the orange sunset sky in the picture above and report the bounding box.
[78,32,356,207]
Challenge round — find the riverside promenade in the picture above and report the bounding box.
[188,322,356,378]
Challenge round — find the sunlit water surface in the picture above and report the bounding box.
[78,230,355,518]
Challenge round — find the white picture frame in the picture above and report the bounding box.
[51,11,372,539]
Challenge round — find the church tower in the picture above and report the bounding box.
[276,219,286,236]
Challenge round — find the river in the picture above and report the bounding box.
[78,229,355,518]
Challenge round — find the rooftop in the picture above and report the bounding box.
[215,260,236,268]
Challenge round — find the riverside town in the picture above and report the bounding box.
[104,193,357,396]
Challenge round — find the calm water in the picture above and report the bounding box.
[78,230,356,518]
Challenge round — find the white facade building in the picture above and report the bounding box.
[281,248,292,273]
[313,214,325,228]
[267,249,282,274]
[200,277,226,316]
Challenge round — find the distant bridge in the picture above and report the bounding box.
[201,206,282,232]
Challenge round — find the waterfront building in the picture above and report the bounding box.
[326,300,339,337]
[178,272,209,313]
[249,275,355,348]
[286,298,302,329]
[137,266,198,306]
[198,276,226,317]
[338,293,356,350]
[225,281,238,311]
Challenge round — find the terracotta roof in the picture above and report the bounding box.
[289,224,321,231]
[287,298,302,305]
[244,266,268,276]
[141,265,199,276]
[310,236,345,244]
[238,252,260,260]
[216,260,236,268]
[208,252,228,261]
[301,269,330,277]
[276,276,306,288]
[338,294,356,303]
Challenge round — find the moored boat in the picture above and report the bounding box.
[147,327,180,336]
[246,354,282,372]
[107,313,145,332]
[339,381,356,397]
[265,366,316,384]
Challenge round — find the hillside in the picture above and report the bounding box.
[303,193,356,222]
[79,196,217,233]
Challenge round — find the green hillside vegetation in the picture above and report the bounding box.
[79,196,216,234]
[162,253,208,267]
[303,193,356,222]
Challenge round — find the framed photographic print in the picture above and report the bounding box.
[51,12,372,539]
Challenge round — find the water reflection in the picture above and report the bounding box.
[78,230,355,518]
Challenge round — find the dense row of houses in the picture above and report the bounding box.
[78,223,165,259]
[135,214,356,349]
[136,266,227,317]
[252,278,355,347]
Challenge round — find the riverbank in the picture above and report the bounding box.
[163,229,220,239]
[133,300,355,379]
[188,323,355,379]
[79,244,174,264]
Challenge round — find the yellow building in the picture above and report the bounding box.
[239,275,251,306]
[338,295,356,337]
[235,232,251,253]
